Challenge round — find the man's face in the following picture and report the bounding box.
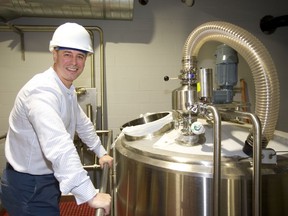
[53,49,87,88]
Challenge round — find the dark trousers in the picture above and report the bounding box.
[0,163,61,216]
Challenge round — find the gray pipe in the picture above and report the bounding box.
[95,130,113,216]
[206,106,221,216]
[219,109,262,216]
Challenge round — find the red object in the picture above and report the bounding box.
[1,201,96,216]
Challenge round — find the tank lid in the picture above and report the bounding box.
[121,112,174,141]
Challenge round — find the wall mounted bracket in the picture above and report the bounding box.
[260,15,288,34]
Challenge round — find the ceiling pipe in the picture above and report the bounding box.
[0,0,134,21]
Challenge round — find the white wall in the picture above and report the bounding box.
[0,0,288,165]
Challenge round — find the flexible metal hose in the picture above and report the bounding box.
[182,21,280,146]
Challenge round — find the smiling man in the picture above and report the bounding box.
[0,23,113,216]
[53,47,87,88]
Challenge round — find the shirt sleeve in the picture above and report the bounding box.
[75,103,107,158]
[26,87,97,204]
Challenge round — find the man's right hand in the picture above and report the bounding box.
[88,193,111,215]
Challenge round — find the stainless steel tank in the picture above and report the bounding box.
[113,112,288,216]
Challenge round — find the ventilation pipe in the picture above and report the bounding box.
[0,0,134,21]
[181,21,280,155]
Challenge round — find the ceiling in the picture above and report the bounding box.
[0,0,134,21]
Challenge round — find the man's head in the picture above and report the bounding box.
[50,23,93,88]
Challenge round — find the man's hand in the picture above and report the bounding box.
[88,193,111,215]
[99,154,113,169]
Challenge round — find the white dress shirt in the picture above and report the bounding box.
[5,67,107,204]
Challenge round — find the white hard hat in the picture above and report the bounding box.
[49,22,93,54]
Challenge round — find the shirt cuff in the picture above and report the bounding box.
[71,179,98,205]
[97,145,108,158]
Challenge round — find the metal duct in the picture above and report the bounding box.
[0,0,134,21]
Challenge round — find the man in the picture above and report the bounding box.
[0,22,113,216]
